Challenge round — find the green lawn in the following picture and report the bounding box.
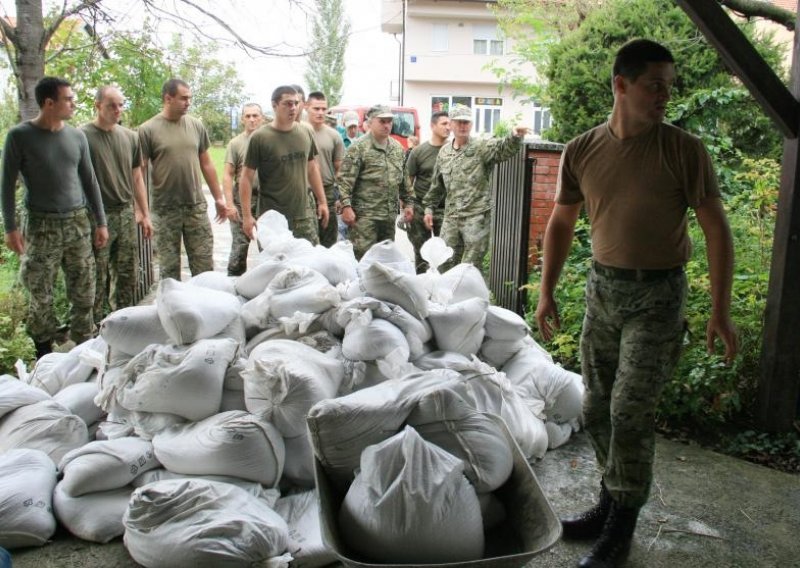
[209,145,226,181]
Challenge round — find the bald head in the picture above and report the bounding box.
[94,85,125,130]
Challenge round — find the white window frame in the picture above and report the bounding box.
[473,24,504,56]
[532,100,553,137]
[432,23,448,52]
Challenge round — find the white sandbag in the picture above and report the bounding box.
[275,490,336,568]
[342,314,410,362]
[235,256,291,299]
[53,382,104,426]
[58,437,160,496]
[123,478,289,568]
[25,337,106,397]
[282,432,315,488]
[156,278,241,345]
[434,263,490,304]
[220,388,247,411]
[131,469,280,504]
[223,356,247,391]
[245,325,291,352]
[0,399,88,464]
[307,369,462,487]
[360,262,428,319]
[503,347,581,422]
[99,305,171,357]
[0,449,57,549]
[484,305,531,340]
[0,375,50,420]
[338,359,392,395]
[419,236,453,273]
[267,266,340,319]
[189,270,236,295]
[339,426,484,563]
[294,330,342,355]
[413,350,473,370]
[287,244,358,286]
[53,482,131,543]
[545,421,574,450]
[478,491,507,531]
[244,340,344,438]
[427,297,488,355]
[152,410,285,487]
[358,239,415,275]
[480,336,528,368]
[23,352,69,395]
[407,387,514,493]
[256,209,315,257]
[116,338,239,422]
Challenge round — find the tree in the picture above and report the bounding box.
[303,0,350,106]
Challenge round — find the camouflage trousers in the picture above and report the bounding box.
[407,205,443,273]
[152,202,213,281]
[439,210,491,273]
[94,204,138,322]
[227,200,258,277]
[581,262,687,508]
[318,195,338,248]
[288,216,320,246]
[20,208,96,344]
[349,215,395,260]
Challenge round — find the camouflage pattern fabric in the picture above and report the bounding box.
[438,210,492,272]
[289,215,320,246]
[227,201,258,276]
[349,217,396,259]
[152,202,213,281]
[93,204,138,322]
[580,265,687,508]
[20,209,96,344]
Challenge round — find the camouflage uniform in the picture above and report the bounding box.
[93,204,138,320]
[224,131,258,276]
[20,209,97,344]
[152,203,213,280]
[405,141,445,273]
[423,117,522,272]
[338,128,413,259]
[581,263,687,508]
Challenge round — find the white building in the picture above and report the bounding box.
[381,0,549,139]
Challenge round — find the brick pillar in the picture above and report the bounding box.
[526,143,564,267]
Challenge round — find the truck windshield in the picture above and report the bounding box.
[391,111,416,138]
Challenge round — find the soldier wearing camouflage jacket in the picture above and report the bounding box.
[337,105,414,259]
[423,104,527,271]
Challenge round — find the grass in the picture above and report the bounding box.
[209,145,226,181]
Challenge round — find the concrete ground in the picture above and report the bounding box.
[10,194,799,567]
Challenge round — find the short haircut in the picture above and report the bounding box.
[290,84,306,99]
[242,102,262,115]
[612,39,674,83]
[307,91,326,102]
[162,78,190,100]
[431,111,449,125]
[272,85,298,104]
[35,76,70,108]
[94,85,120,104]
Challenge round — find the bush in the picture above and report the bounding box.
[0,286,35,374]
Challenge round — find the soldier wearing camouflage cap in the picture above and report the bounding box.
[337,104,415,259]
[422,103,528,272]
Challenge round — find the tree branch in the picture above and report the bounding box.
[0,13,16,45]
[44,0,104,45]
[720,0,796,31]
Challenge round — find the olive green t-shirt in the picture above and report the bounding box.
[310,125,345,188]
[224,131,259,200]
[138,114,210,211]
[406,141,444,203]
[244,123,317,220]
[80,123,141,208]
[557,122,720,269]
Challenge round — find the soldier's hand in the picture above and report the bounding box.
[403,205,414,223]
[423,213,434,231]
[318,202,330,229]
[227,206,240,224]
[535,292,560,342]
[214,199,228,223]
[513,125,530,138]
[341,206,356,227]
[4,230,24,255]
[94,226,110,249]
[139,216,154,239]
[242,216,256,241]
[706,312,738,365]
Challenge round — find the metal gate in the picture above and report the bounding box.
[489,146,533,315]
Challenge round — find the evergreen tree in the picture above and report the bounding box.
[304,0,350,106]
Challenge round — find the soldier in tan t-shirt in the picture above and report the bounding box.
[535,40,738,568]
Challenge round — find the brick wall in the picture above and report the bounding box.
[526,143,564,267]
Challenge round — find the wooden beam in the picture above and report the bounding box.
[758,9,800,432]
[676,0,799,138]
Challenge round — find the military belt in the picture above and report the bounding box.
[26,206,88,220]
[592,261,683,282]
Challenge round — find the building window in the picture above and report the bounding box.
[432,23,448,52]
[473,24,504,55]
[532,100,553,136]
[431,95,472,115]
[474,97,503,134]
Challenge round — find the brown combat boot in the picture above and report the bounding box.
[561,481,613,540]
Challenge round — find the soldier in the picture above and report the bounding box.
[1,76,109,357]
[138,78,229,281]
[82,86,153,323]
[223,103,264,276]
[306,91,345,247]
[404,111,450,272]
[240,85,329,244]
[535,40,737,567]
[423,104,528,272]
[341,111,361,149]
[337,105,415,259]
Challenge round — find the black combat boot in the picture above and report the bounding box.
[561,481,613,539]
[34,340,52,359]
[577,501,640,568]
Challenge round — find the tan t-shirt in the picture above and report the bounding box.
[245,123,317,220]
[81,123,141,208]
[310,124,345,189]
[557,122,720,269]
[138,114,210,210]
[224,131,259,201]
